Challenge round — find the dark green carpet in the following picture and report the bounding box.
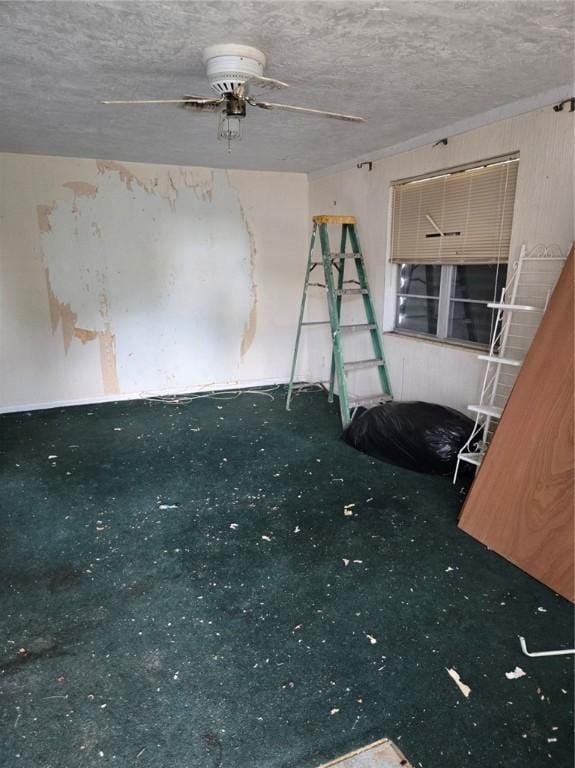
[0,388,573,768]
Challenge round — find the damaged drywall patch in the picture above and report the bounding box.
[95,159,214,207]
[63,181,99,213]
[37,204,56,233]
[36,165,250,395]
[63,181,98,199]
[241,301,257,358]
[73,328,99,344]
[96,159,152,194]
[39,195,120,392]
[45,268,113,384]
[179,168,214,203]
[239,210,258,358]
[99,324,120,394]
[230,175,258,360]
[45,268,77,353]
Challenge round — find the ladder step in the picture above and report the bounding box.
[349,394,392,408]
[341,323,377,332]
[313,215,357,225]
[468,404,503,418]
[477,354,522,367]
[458,451,485,467]
[344,358,386,371]
[336,288,369,295]
[487,302,541,312]
[311,253,362,264]
[300,322,377,331]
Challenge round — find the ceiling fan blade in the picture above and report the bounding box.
[101,96,224,106]
[244,73,290,90]
[180,97,226,113]
[250,99,365,122]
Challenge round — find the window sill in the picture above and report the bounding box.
[383,330,489,354]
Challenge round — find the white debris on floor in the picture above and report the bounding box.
[446,667,471,698]
[505,667,527,680]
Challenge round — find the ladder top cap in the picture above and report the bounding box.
[313,215,357,224]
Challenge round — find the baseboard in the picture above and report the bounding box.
[0,377,291,415]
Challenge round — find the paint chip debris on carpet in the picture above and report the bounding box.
[1,388,573,768]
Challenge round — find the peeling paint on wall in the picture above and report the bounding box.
[45,266,117,393]
[230,174,259,360]
[241,301,257,359]
[2,152,308,409]
[96,160,147,193]
[178,168,213,204]
[63,181,99,214]
[45,268,77,353]
[95,160,213,206]
[36,161,253,395]
[99,324,120,394]
[63,181,98,199]
[37,204,55,233]
[73,328,99,344]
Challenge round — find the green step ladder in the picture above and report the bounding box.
[286,215,392,428]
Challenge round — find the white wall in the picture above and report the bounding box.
[308,106,574,411]
[1,107,572,414]
[0,154,308,411]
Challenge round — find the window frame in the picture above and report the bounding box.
[394,263,506,349]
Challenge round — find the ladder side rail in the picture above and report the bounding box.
[347,225,392,396]
[328,224,348,403]
[319,224,352,427]
[286,222,318,411]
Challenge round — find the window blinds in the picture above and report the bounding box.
[390,158,518,265]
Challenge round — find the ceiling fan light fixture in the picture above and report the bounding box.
[217,112,242,150]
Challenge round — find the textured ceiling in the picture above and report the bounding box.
[0,0,573,173]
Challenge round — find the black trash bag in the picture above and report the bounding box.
[342,401,475,475]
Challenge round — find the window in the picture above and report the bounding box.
[396,263,507,345]
[391,155,518,347]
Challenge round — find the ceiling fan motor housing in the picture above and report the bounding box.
[202,44,266,95]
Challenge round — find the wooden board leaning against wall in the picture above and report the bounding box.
[458,246,574,602]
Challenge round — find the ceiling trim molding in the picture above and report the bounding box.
[307,84,574,181]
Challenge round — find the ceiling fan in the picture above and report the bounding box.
[102,44,365,149]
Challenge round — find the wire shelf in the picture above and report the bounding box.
[454,244,567,483]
